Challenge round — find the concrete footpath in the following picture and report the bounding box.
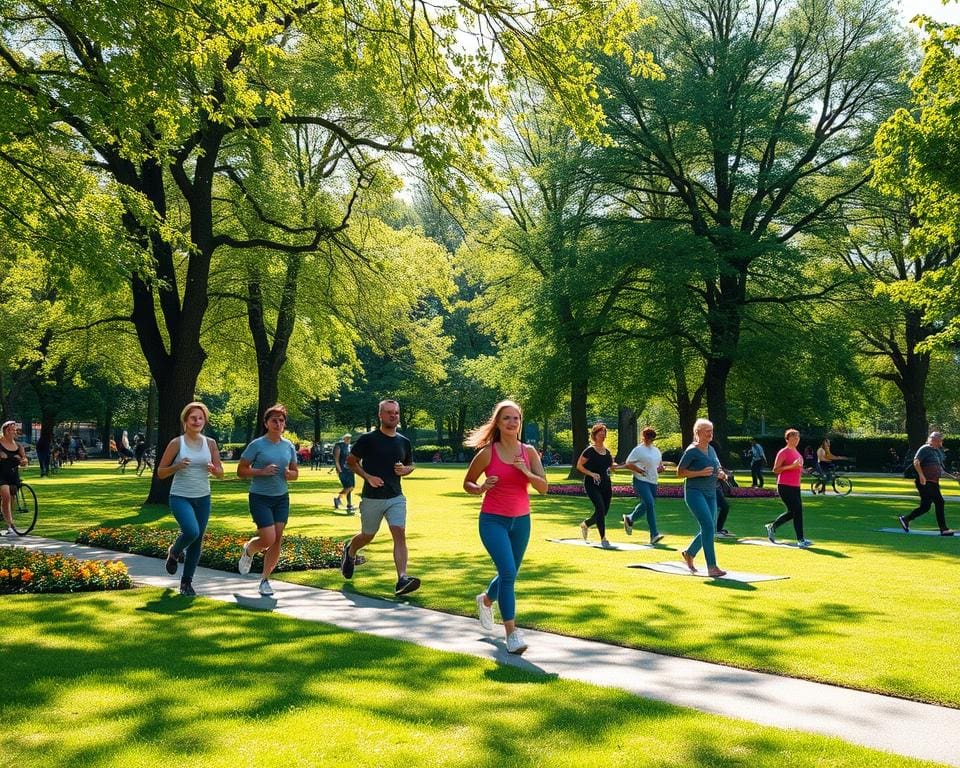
[8,536,960,766]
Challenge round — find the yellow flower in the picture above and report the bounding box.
[0,569,8,578]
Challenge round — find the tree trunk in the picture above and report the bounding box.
[616,406,637,462]
[145,379,157,449]
[312,397,322,441]
[705,355,733,452]
[567,374,589,479]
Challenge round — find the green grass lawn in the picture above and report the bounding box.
[17,461,960,708]
[1,589,940,768]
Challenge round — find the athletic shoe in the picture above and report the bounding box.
[179,579,196,596]
[258,579,274,596]
[622,514,633,535]
[579,522,589,541]
[797,539,814,548]
[941,529,956,537]
[395,575,421,595]
[506,630,528,655]
[600,539,612,549]
[165,545,179,575]
[765,523,776,543]
[333,496,341,510]
[716,529,733,538]
[340,541,355,579]
[651,533,665,545]
[898,516,910,533]
[238,543,253,575]
[346,505,355,515]
[0,528,14,537]
[476,593,494,631]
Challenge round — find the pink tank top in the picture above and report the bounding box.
[776,446,803,487]
[480,442,532,518]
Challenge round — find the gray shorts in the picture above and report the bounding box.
[360,495,407,535]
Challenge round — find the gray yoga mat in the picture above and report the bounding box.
[876,528,957,537]
[547,538,654,551]
[737,537,807,549]
[628,561,788,582]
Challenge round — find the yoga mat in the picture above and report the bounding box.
[628,561,788,583]
[737,537,807,549]
[876,528,957,537]
[547,538,654,551]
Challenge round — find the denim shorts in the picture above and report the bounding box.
[249,492,290,528]
[338,469,355,487]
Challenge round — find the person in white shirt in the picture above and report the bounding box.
[618,427,666,545]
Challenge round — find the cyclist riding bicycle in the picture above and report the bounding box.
[815,438,849,476]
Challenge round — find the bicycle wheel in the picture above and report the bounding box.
[832,475,853,496]
[809,477,824,495]
[12,483,37,535]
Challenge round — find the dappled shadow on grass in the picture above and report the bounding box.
[1,590,912,768]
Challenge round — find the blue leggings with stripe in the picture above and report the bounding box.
[479,512,530,622]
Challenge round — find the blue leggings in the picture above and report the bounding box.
[169,494,211,581]
[683,486,718,568]
[627,478,659,536]
[479,512,530,622]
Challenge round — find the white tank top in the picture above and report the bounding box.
[170,435,212,498]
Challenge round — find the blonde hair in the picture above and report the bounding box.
[465,400,522,449]
[785,428,800,440]
[693,418,713,436]
[180,401,210,427]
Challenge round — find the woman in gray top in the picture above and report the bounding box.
[676,418,727,578]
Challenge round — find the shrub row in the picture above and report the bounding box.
[76,525,345,573]
[0,547,132,593]
[548,484,776,499]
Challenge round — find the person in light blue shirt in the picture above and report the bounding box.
[676,418,727,578]
[237,404,299,597]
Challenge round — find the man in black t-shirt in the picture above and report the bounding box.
[341,399,420,595]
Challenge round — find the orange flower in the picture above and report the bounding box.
[0,569,8,578]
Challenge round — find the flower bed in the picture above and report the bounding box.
[76,525,344,573]
[0,547,132,593]
[548,484,776,499]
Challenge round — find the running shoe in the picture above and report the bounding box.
[395,575,421,595]
[600,539,612,549]
[346,505,355,515]
[333,496,341,510]
[238,543,253,575]
[165,545,179,575]
[258,579,274,596]
[797,539,814,548]
[506,630,528,655]
[898,516,909,533]
[941,529,956,536]
[651,533,665,545]
[765,523,776,543]
[340,541,355,579]
[179,579,196,596]
[622,514,633,535]
[476,593,494,631]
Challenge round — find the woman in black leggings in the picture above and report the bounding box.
[577,423,617,547]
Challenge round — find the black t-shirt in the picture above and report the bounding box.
[580,445,613,485]
[350,429,413,499]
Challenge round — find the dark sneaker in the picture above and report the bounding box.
[651,533,665,545]
[940,529,956,536]
[341,541,355,579]
[333,496,341,510]
[346,505,355,515]
[165,545,179,575]
[179,579,196,596]
[898,516,910,533]
[395,575,421,595]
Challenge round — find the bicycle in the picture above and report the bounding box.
[809,466,853,496]
[11,482,38,535]
[137,447,155,477]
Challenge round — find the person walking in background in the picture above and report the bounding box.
[899,432,957,536]
[715,456,735,537]
[676,418,726,578]
[237,404,299,597]
[156,402,224,596]
[333,433,355,514]
[310,441,322,470]
[463,400,547,655]
[0,421,27,536]
[766,428,812,547]
[619,427,665,545]
[133,433,147,474]
[340,399,420,596]
[750,438,767,487]
[577,423,616,547]
[36,431,51,478]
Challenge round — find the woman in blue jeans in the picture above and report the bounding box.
[156,402,224,595]
[463,401,548,655]
[619,426,665,544]
[676,418,727,578]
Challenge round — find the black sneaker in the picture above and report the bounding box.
[165,546,179,575]
[395,575,421,595]
[898,516,910,533]
[179,579,196,596]
[340,540,355,579]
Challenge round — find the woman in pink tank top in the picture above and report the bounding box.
[463,400,548,655]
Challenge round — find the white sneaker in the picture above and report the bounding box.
[798,539,814,549]
[238,543,253,575]
[476,593,494,631]
[765,523,776,543]
[1,528,14,537]
[258,579,274,596]
[506,630,528,655]
[622,515,633,535]
[579,522,589,541]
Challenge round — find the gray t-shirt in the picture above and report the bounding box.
[241,436,297,496]
[678,443,720,493]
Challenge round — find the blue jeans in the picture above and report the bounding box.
[683,486,718,568]
[169,494,211,581]
[627,478,659,536]
[479,512,530,622]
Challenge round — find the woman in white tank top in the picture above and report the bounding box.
[156,401,224,595]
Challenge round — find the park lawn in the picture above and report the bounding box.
[0,589,940,768]
[20,462,960,707]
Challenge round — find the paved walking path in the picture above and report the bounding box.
[8,536,960,766]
